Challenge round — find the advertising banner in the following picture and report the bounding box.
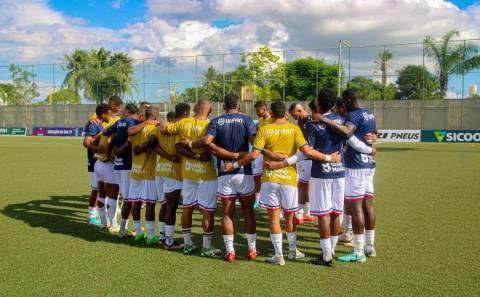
[377,130,421,142]
[421,130,480,143]
[32,127,84,137]
[0,127,27,136]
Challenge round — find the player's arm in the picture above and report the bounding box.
[102,122,117,136]
[116,140,131,156]
[127,120,158,136]
[83,135,100,152]
[207,142,247,160]
[180,135,213,148]
[221,149,261,172]
[312,113,355,138]
[262,148,288,161]
[175,143,211,161]
[347,136,376,155]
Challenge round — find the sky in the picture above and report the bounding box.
[1,0,479,101]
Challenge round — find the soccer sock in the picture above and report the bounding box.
[296,205,304,219]
[97,206,107,225]
[342,214,352,235]
[255,193,260,203]
[120,219,128,232]
[365,229,375,248]
[203,231,214,250]
[88,206,97,219]
[353,233,365,256]
[320,239,333,261]
[330,235,339,255]
[133,220,142,236]
[270,233,283,257]
[286,231,297,252]
[246,233,257,250]
[158,221,166,240]
[165,224,175,246]
[223,234,234,253]
[304,202,310,215]
[107,198,118,228]
[146,221,155,240]
[182,228,193,246]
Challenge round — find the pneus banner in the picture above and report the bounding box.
[377,130,421,142]
[0,127,27,136]
[421,130,480,143]
[32,127,84,137]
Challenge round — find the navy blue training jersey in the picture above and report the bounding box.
[297,115,312,138]
[344,108,376,169]
[307,112,346,179]
[84,122,103,172]
[206,113,257,176]
[105,117,139,170]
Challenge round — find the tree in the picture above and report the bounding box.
[45,89,79,105]
[347,76,397,100]
[62,49,88,103]
[374,50,394,87]
[203,66,223,101]
[396,65,438,99]
[0,83,18,105]
[424,30,480,99]
[7,65,39,105]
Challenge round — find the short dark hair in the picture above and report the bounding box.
[288,102,301,114]
[308,99,316,111]
[145,106,159,120]
[335,97,345,108]
[139,101,150,107]
[108,95,123,106]
[342,88,360,105]
[270,101,286,118]
[254,101,267,109]
[124,103,138,114]
[175,103,191,118]
[95,103,110,118]
[317,88,336,111]
[166,111,175,121]
[224,94,239,109]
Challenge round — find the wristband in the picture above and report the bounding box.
[233,162,240,169]
[325,155,331,162]
[188,141,193,148]
[286,154,298,166]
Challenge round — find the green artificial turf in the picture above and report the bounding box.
[0,136,479,296]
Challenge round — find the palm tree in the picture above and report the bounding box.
[203,66,222,101]
[424,30,480,99]
[62,49,88,104]
[110,52,137,98]
[374,50,394,87]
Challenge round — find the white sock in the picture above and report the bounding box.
[158,221,166,240]
[182,228,193,246]
[342,214,352,235]
[270,233,283,257]
[107,198,118,228]
[296,205,304,219]
[223,234,234,253]
[203,232,214,250]
[97,206,107,225]
[330,235,339,254]
[246,233,257,250]
[146,221,155,240]
[286,232,297,252]
[353,234,365,256]
[165,224,175,245]
[88,206,96,218]
[255,192,260,203]
[304,202,310,215]
[365,229,375,248]
[120,219,128,232]
[320,239,333,261]
[133,220,142,235]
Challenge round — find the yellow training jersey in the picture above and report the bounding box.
[166,117,216,181]
[153,127,182,181]
[258,116,272,128]
[129,124,157,180]
[253,122,307,186]
[95,116,120,162]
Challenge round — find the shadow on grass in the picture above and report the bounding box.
[1,195,326,261]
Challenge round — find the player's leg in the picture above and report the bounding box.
[181,179,198,254]
[87,171,100,225]
[104,162,120,232]
[129,179,144,241]
[94,161,108,228]
[199,180,221,257]
[155,176,166,245]
[339,199,353,243]
[330,177,345,257]
[118,171,133,237]
[309,178,333,266]
[363,168,376,257]
[280,184,304,261]
[252,155,263,208]
[164,185,182,250]
[143,179,158,245]
[237,174,258,260]
[218,175,237,262]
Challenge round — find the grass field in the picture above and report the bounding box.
[0,136,479,297]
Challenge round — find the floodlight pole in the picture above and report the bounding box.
[337,40,352,97]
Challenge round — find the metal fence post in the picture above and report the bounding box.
[315,49,319,95]
[195,56,198,102]
[142,59,146,102]
[283,50,286,101]
[337,40,342,97]
[168,57,171,103]
[382,45,386,101]
[222,54,225,100]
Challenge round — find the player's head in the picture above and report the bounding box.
[166,111,175,122]
[270,101,287,119]
[224,94,240,111]
[136,104,148,122]
[288,103,308,121]
[316,88,336,114]
[342,88,361,112]
[108,95,123,114]
[254,101,269,118]
[174,103,191,119]
[194,99,212,117]
[145,106,159,121]
[122,103,138,117]
[139,101,150,108]
[95,103,111,122]
[308,99,318,115]
[335,97,347,116]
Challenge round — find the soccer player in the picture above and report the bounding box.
[102,103,139,237]
[222,101,341,265]
[159,99,220,257]
[252,101,272,208]
[288,103,314,225]
[129,106,159,244]
[315,89,378,262]
[181,94,258,262]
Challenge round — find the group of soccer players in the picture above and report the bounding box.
[82,87,378,266]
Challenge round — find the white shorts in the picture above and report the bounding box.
[94,161,118,185]
[89,172,98,190]
[345,168,375,200]
[217,174,255,199]
[259,182,298,213]
[182,179,218,212]
[127,178,143,202]
[253,155,264,177]
[115,170,131,199]
[141,179,157,204]
[309,177,345,216]
[297,160,312,184]
[155,176,182,205]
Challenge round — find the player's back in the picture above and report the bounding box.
[344,108,376,169]
[85,122,103,171]
[130,124,156,179]
[114,117,138,170]
[259,122,302,157]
